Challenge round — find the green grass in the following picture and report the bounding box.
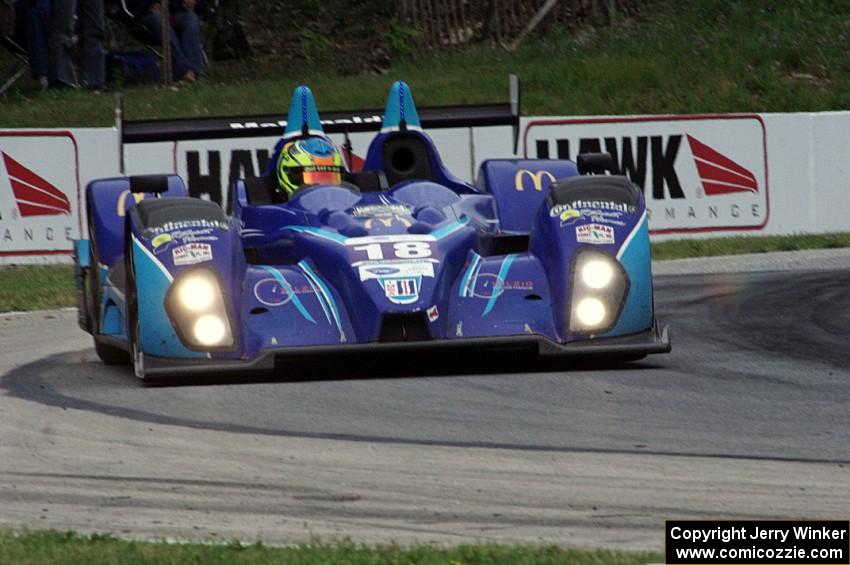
[649,232,850,261]
[0,530,658,565]
[2,233,849,312]
[2,0,850,126]
[0,265,75,312]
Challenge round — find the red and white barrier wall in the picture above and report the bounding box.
[2,112,849,263]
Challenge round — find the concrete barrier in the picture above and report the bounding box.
[2,111,849,262]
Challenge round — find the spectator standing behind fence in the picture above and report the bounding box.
[13,0,50,88]
[134,0,204,81]
[48,0,105,89]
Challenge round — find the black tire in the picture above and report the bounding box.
[86,206,100,330]
[124,224,144,379]
[613,354,647,364]
[89,216,130,366]
[94,339,129,365]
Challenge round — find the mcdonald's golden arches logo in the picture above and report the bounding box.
[514,169,556,192]
[116,189,145,217]
[364,215,413,229]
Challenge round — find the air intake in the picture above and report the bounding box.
[378,313,431,343]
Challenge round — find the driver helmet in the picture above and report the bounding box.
[276,136,346,197]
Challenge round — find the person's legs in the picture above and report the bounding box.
[48,0,77,87]
[13,0,29,46]
[140,11,191,78]
[172,10,203,73]
[24,0,50,80]
[77,0,104,89]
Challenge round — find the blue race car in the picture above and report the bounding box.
[74,81,670,380]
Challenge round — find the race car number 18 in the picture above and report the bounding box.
[351,241,432,261]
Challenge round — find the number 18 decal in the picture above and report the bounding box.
[351,241,432,261]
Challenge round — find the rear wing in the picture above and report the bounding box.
[118,75,521,171]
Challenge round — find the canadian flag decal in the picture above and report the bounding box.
[687,134,758,196]
[2,151,71,216]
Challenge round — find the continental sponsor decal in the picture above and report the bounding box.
[146,219,229,236]
[550,200,634,216]
[514,169,556,192]
[555,207,627,227]
[152,228,219,255]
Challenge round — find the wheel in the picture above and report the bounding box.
[94,339,129,365]
[89,220,129,366]
[613,354,647,363]
[125,224,145,379]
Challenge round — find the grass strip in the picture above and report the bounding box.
[0,530,659,565]
[0,265,75,312]
[649,232,850,261]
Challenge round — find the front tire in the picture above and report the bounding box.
[90,222,129,366]
[125,228,145,379]
[94,339,129,365]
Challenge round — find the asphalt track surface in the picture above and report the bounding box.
[0,250,849,548]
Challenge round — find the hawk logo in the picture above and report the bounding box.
[524,115,768,233]
[2,152,71,216]
[686,134,758,196]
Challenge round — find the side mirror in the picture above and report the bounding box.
[129,174,170,194]
[577,152,616,175]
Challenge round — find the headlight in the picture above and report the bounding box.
[165,268,234,349]
[575,297,606,326]
[569,251,629,334]
[581,259,613,289]
[177,275,216,312]
[193,315,227,346]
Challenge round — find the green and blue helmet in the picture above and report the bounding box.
[275,136,345,197]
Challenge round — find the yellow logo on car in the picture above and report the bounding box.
[151,233,172,248]
[364,215,413,229]
[559,209,581,222]
[514,169,556,192]
[116,189,145,217]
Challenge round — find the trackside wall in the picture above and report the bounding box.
[1,112,849,263]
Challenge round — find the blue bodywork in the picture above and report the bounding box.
[76,81,668,378]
